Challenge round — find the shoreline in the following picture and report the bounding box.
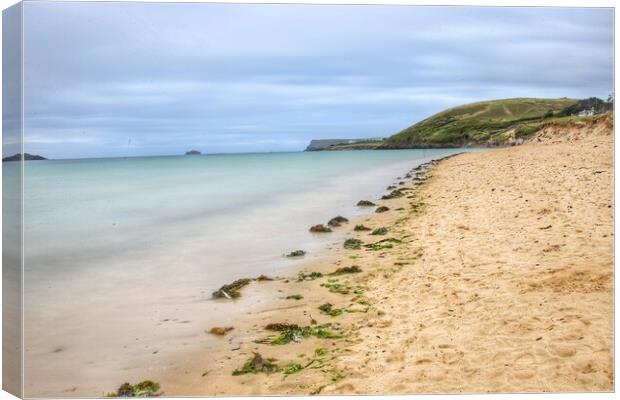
[156,116,612,396]
[156,154,459,396]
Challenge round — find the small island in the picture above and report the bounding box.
[184,150,202,155]
[2,153,47,162]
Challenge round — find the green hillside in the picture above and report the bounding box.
[380,98,578,148]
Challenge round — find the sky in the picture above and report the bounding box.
[10,3,616,158]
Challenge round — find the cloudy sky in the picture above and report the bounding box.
[17,3,614,158]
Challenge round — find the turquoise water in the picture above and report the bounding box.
[22,149,466,286]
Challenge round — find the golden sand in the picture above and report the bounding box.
[164,116,613,395]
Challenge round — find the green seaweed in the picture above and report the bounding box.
[321,280,350,294]
[314,348,328,357]
[353,286,367,295]
[297,271,323,281]
[364,238,402,251]
[370,227,388,235]
[329,265,362,275]
[283,363,303,375]
[232,353,279,376]
[256,324,342,345]
[343,238,362,250]
[107,381,161,397]
[286,294,304,300]
[318,303,345,317]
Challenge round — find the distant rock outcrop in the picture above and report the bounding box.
[185,150,202,155]
[2,153,47,162]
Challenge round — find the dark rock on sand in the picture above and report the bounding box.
[357,200,376,207]
[327,216,349,227]
[286,250,306,257]
[309,224,332,233]
[212,278,251,299]
[382,189,405,200]
[209,327,234,336]
[354,224,372,231]
[375,206,390,213]
[371,227,388,235]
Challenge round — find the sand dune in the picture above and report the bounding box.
[165,115,613,396]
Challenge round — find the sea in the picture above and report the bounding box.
[9,148,469,396]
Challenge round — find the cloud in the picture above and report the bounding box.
[14,3,614,158]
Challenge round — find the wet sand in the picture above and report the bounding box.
[156,115,613,396]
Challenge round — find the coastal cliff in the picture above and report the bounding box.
[306,97,613,150]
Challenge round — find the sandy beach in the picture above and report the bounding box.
[145,114,614,396]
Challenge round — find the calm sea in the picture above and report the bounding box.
[13,148,469,396]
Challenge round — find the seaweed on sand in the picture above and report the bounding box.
[364,238,402,251]
[232,353,280,376]
[353,224,372,231]
[343,238,362,250]
[256,323,342,345]
[321,279,350,294]
[107,381,161,397]
[370,227,388,235]
[283,363,303,375]
[297,271,323,281]
[286,294,304,300]
[329,265,362,275]
[318,303,345,317]
[265,323,300,331]
[212,278,251,299]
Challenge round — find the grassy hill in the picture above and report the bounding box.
[380,98,578,148]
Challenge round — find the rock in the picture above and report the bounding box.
[286,250,306,257]
[2,153,47,162]
[356,200,376,207]
[209,327,234,336]
[375,206,390,213]
[309,224,332,233]
[382,189,405,200]
[327,216,349,227]
[184,150,201,155]
[386,185,396,190]
[354,225,372,231]
[212,278,251,299]
[255,274,274,281]
[371,227,388,235]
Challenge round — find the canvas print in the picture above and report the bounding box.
[1,1,614,398]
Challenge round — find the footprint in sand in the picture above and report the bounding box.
[548,343,577,358]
